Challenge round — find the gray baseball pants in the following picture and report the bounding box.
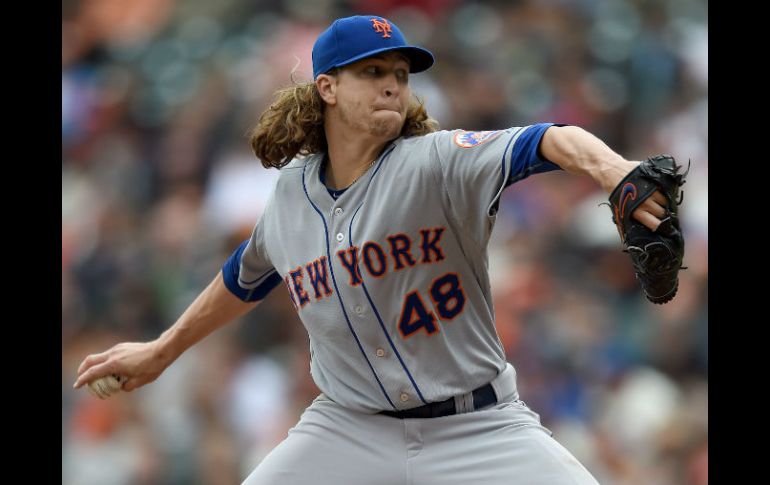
[242,364,600,484]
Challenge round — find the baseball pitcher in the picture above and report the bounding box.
[74,15,687,484]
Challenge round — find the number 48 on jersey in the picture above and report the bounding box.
[398,272,466,339]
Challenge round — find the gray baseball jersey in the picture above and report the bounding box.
[222,122,561,414]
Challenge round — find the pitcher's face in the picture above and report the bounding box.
[331,52,411,139]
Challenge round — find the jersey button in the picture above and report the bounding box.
[355,305,364,315]
[376,348,385,357]
[334,208,344,216]
[336,233,344,242]
[400,393,410,402]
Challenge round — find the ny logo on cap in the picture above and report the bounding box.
[370,18,392,38]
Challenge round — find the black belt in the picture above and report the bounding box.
[379,383,497,419]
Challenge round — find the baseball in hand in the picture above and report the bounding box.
[87,374,124,399]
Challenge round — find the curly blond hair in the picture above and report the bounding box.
[249,78,439,169]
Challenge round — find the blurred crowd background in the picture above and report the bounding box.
[62,0,707,484]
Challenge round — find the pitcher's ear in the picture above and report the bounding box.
[316,74,337,105]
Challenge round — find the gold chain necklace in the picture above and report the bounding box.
[350,158,377,186]
[325,157,377,194]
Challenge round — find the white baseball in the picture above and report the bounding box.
[87,374,124,399]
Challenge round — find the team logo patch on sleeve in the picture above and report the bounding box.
[453,130,502,148]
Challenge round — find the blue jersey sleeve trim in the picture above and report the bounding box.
[222,240,281,302]
[506,122,568,188]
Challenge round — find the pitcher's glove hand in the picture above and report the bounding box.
[608,154,689,304]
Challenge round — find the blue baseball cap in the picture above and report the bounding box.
[312,15,435,79]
